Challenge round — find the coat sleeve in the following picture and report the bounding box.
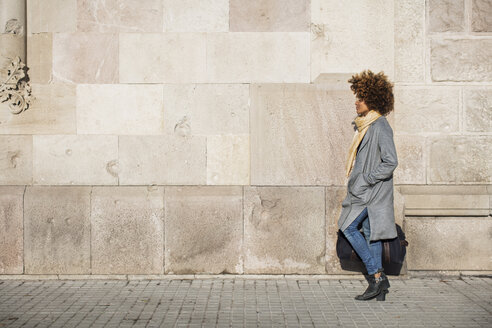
[363,123,398,186]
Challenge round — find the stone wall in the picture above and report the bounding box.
[0,0,490,276]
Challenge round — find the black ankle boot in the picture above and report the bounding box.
[355,273,383,301]
[378,268,390,290]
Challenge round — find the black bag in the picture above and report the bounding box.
[336,224,408,275]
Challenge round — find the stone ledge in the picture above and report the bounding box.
[400,185,492,216]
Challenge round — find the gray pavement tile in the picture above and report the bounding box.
[0,277,491,327]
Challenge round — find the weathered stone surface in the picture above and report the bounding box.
[53,33,118,83]
[405,217,492,270]
[472,0,492,32]
[0,186,24,274]
[428,0,465,32]
[33,135,118,185]
[207,32,310,83]
[393,135,425,185]
[0,0,26,35]
[119,33,206,83]
[163,0,228,32]
[394,87,459,133]
[431,39,492,82]
[207,135,249,185]
[0,83,76,134]
[162,84,249,136]
[0,135,32,185]
[395,0,425,82]
[119,135,206,185]
[311,0,394,81]
[77,0,163,32]
[229,0,310,32]
[27,33,52,83]
[244,187,325,274]
[24,186,91,274]
[464,88,492,132]
[325,186,359,275]
[164,186,243,274]
[91,187,164,274]
[27,0,76,33]
[76,84,164,134]
[250,81,358,185]
[429,136,492,184]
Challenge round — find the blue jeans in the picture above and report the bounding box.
[342,207,382,275]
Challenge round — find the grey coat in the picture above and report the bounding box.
[338,116,398,241]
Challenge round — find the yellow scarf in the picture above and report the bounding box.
[345,110,382,177]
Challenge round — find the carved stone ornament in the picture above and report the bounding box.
[0,56,32,114]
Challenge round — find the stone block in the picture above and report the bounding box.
[0,83,76,134]
[119,135,206,185]
[33,135,118,185]
[464,88,492,132]
[250,81,356,185]
[27,0,76,33]
[162,84,249,136]
[0,186,24,274]
[394,87,459,134]
[207,32,310,83]
[77,0,163,32]
[163,0,228,32]
[472,0,492,32]
[229,0,310,32]
[119,33,207,83]
[311,0,394,81]
[429,136,492,184]
[393,135,425,185]
[0,136,32,185]
[24,186,91,274]
[76,84,164,134]
[164,186,243,274]
[405,217,492,270]
[27,33,52,83]
[91,187,164,274]
[395,0,425,82]
[207,135,249,185]
[53,33,118,83]
[428,0,465,32]
[431,39,492,82]
[244,186,325,274]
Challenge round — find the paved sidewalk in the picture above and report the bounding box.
[0,276,490,327]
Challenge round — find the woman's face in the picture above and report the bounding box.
[355,97,370,116]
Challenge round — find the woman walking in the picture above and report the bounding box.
[338,70,398,301]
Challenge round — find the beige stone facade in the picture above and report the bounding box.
[0,0,491,276]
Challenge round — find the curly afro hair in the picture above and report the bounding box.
[348,70,394,116]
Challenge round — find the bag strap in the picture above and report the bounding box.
[383,242,391,263]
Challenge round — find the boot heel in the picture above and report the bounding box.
[376,289,388,301]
